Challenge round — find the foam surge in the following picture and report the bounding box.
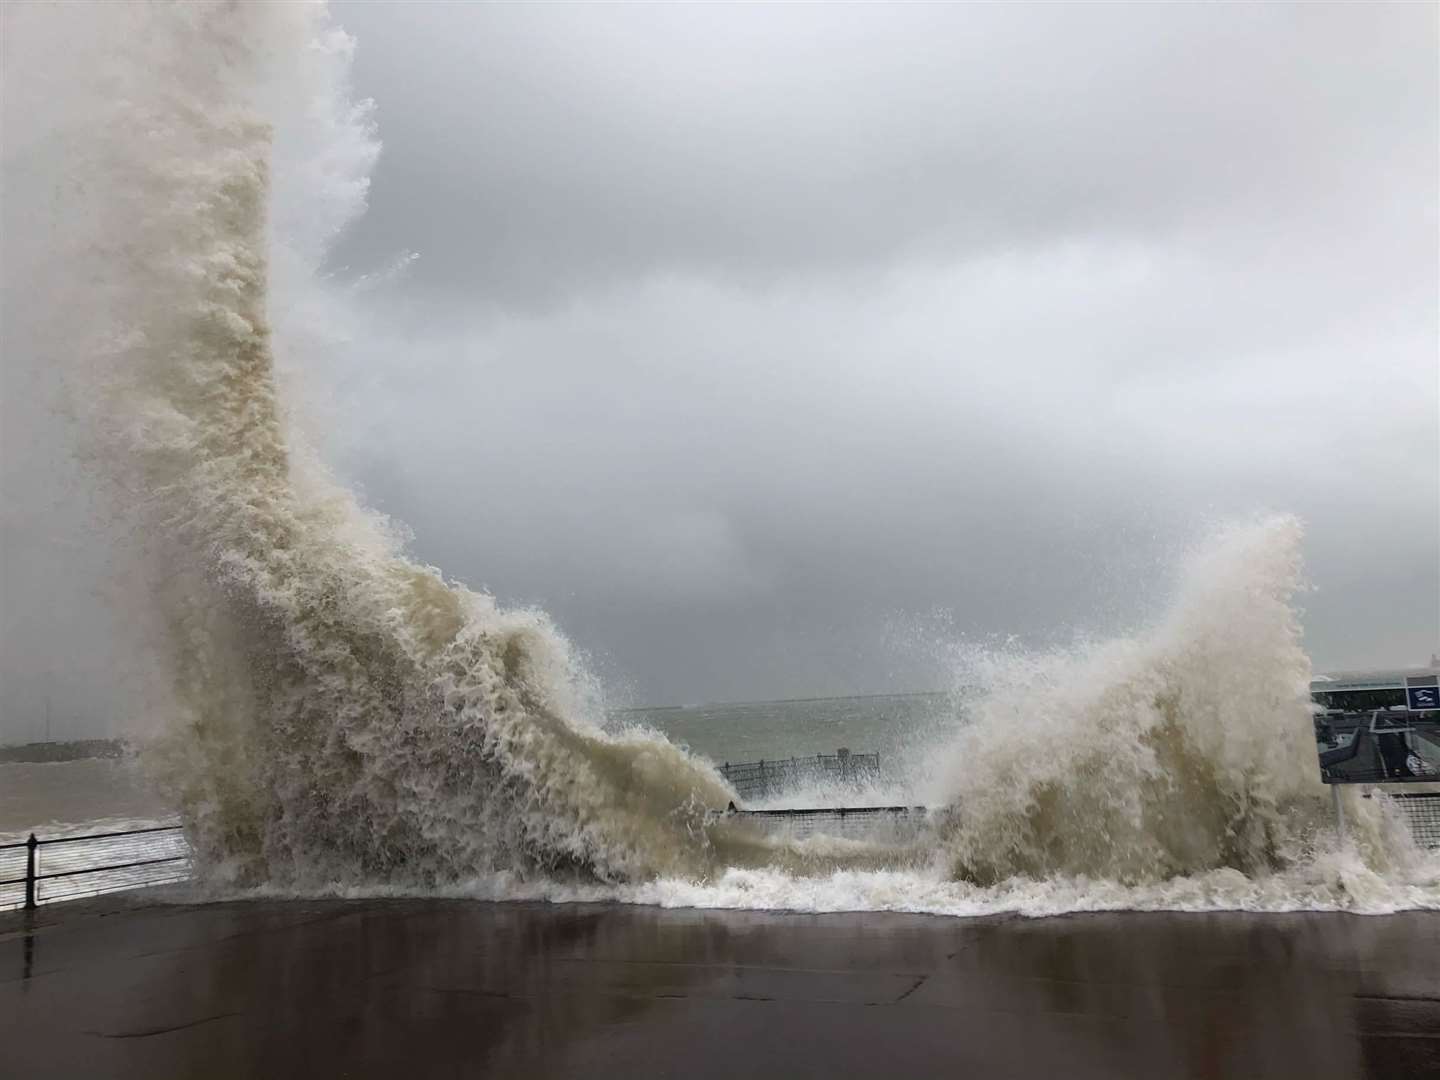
[931,516,1333,884]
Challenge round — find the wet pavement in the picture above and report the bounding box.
[1,896,1436,1078]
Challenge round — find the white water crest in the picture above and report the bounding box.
[5,2,1437,915]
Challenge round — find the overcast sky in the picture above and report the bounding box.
[4,3,1437,735]
[317,3,1437,706]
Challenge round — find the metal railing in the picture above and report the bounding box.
[719,749,882,800]
[1375,791,1440,850]
[0,825,189,910]
[710,804,929,841]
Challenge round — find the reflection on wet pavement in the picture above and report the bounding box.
[1,898,1436,1078]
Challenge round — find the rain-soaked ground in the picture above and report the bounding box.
[1,894,1436,1078]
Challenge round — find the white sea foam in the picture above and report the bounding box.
[6,1,1437,917]
[213,840,1440,919]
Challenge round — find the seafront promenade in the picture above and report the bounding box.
[2,896,1436,1078]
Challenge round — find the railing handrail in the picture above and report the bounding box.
[1376,791,1440,800]
[720,751,880,770]
[0,852,188,887]
[0,853,187,888]
[2,824,190,910]
[0,822,183,851]
[720,805,926,818]
[41,824,181,846]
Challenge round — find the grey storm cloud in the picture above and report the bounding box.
[329,4,1432,308]
[2,1,1436,736]
[307,2,1436,707]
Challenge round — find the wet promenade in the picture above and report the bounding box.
[1,896,1436,1078]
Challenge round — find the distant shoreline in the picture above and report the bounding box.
[613,689,953,715]
[2,690,958,751]
[0,739,126,764]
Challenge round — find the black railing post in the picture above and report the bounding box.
[24,833,38,910]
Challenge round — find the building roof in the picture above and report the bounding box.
[1310,666,1440,691]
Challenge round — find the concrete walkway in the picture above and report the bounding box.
[1,896,1436,1078]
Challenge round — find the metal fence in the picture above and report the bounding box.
[1377,792,1440,850]
[719,749,882,800]
[0,825,190,910]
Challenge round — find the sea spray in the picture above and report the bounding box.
[6,0,743,888]
[930,516,1363,884]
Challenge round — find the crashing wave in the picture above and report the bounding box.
[5,1,1435,913]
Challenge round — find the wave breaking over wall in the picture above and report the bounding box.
[931,516,1328,884]
[5,2,1437,914]
[5,1,744,890]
